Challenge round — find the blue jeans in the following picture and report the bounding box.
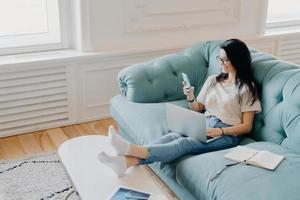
[139,115,241,164]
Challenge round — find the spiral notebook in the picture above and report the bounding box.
[224,146,285,170]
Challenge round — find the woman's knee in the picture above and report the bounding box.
[174,137,195,152]
[165,132,182,140]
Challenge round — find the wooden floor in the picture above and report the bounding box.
[0,118,118,161]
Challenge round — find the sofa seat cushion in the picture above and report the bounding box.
[176,141,300,200]
[110,95,188,145]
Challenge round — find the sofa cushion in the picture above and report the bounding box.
[176,142,300,200]
[110,95,188,145]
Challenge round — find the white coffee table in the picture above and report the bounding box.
[58,135,172,200]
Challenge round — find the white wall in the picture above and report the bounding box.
[87,0,267,52]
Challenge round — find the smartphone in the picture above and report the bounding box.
[182,73,191,88]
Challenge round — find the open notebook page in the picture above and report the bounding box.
[247,151,285,170]
[224,146,258,162]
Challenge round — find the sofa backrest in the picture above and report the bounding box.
[118,40,300,153]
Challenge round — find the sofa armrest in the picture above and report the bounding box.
[118,41,216,103]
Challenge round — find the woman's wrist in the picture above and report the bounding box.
[187,95,195,102]
[220,127,225,136]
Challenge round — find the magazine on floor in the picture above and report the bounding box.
[107,186,151,200]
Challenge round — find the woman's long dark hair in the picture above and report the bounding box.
[217,39,259,105]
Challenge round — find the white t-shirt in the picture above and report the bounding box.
[196,75,262,125]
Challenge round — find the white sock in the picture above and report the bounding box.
[108,125,129,155]
[97,151,127,177]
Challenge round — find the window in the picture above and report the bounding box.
[266,0,300,30]
[0,0,69,55]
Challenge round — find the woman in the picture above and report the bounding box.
[98,39,262,176]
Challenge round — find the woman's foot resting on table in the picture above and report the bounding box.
[97,151,127,177]
[108,125,129,155]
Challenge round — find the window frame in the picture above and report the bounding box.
[0,0,71,56]
[265,1,300,32]
[266,20,300,30]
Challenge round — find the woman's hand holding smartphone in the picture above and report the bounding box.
[182,73,195,101]
[182,73,191,88]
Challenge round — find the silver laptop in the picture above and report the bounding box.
[166,103,220,143]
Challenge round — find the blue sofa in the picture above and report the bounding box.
[110,40,300,200]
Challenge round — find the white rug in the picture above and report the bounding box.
[0,153,80,200]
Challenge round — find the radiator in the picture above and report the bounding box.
[277,37,300,65]
[0,65,70,136]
